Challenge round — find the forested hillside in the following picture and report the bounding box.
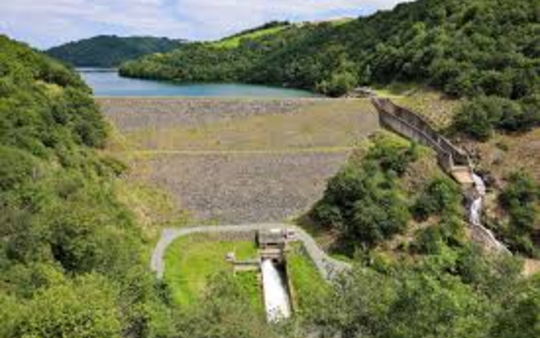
[47,35,185,68]
[120,0,539,138]
[0,35,177,338]
[121,0,538,97]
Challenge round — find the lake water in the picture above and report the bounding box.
[78,68,320,98]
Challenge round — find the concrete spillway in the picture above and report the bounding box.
[261,259,292,322]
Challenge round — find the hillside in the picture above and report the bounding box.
[47,35,185,68]
[211,21,291,49]
[120,0,539,101]
[0,35,179,338]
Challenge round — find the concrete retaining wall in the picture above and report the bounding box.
[372,97,469,171]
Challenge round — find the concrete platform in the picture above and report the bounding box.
[451,166,474,186]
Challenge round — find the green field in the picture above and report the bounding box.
[212,25,289,49]
[164,234,259,307]
[164,235,330,316]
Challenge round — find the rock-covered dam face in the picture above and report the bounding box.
[99,97,379,223]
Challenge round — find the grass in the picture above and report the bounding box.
[126,100,377,152]
[211,26,289,49]
[394,91,462,131]
[164,234,258,307]
[287,243,330,313]
[474,128,540,183]
[373,84,462,131]
[234,271,264,313]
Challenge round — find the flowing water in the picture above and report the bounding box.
[471,173,509,252]
[470,173,486,226]
[261,259,292,322]
[78,68,320,98]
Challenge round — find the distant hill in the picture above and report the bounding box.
[46,35,185,68]
[120,0,538,100]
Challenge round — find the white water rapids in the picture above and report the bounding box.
[470,173,509,253]
[261,259,292,322]
[470,173,486,226]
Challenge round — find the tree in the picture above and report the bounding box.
[499,172,539,256]
[18,274,122,338]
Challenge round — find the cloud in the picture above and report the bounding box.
[175,0,412,40]
[0,0,412,48]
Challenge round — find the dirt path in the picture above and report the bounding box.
[152,224,351,281]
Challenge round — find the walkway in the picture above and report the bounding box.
[151,224,351,281]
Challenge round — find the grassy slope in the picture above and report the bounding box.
[125,100,376,152]
[212,25,290,49]
[287,243,330,313]
[163,234,258,307]
[374,84,462,131]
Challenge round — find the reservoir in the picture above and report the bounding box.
[78,68,320,98]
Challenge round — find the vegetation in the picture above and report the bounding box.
[306,139,538,337]
[411,176,463,221]
[212,21,291,49]
[163,235,258,307]
[311,134,417,252]
[120,0,539,112]
[498,172,540,257]
[47,35,185,68]
[453,95,540,140]
[0,35,176,338]
[1,32,539,338]
[175,274,278,338]
[286,244,330,315]
[310,248,535,338]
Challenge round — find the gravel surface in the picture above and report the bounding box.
[152,224,352,280]
[98,97,323,131]
[132,151,349,223]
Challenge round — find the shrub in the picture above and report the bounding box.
[453,96,502,140]
[368,139,419,176]
[348,192,410,248]
[311,135,414,251]
[499,172,539,256]
[317,70,357,97]
[412,216,465,254]
[454,96,540,140]
[0,146,38,191]
[412,177,462,221]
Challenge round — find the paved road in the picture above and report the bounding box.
[151,224,351,281]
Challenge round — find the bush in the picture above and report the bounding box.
[368,139,419,176]
[0,146,38,191]
[412,216,465,254]
[311,135,414,251]
[454,96,540,140]
[317,70,358,97]
[499,172,539,256]
[412,177,462,220]
[453,96,502,140]
[348,192,410,248]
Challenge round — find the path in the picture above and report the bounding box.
[151,224,351,281]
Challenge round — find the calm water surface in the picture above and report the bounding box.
[78,68,320,98]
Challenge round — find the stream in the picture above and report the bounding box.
[470,173,509,253]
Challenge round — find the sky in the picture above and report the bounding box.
[0,0,412,50]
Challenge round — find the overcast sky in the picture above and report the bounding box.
[0,0,412,49]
